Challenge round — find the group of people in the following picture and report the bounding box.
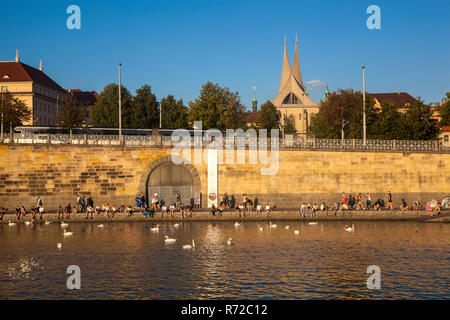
[0,197,45,221]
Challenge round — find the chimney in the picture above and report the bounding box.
[39,60,43,72]
[15,49,19,62]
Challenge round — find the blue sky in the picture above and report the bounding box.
[1,0,449,108]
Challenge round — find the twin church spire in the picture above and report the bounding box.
[272,34,318,107]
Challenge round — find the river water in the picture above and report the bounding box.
[0,221,448,299]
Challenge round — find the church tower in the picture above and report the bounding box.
[272,35,320,134]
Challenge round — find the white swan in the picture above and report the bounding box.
[182,239,195,250]
[294,230,300,235]
[174,223,180,228]
[259,227,264,232]
[285,225,290,230]
[227,237,233,245]
[151,224,160,232]
[269,222,277,228]
[234,222,241,227]
[308,222,318,225]
[45,220,51,225]
[63,229,73,237]
[8,220,16,226]
[25,221,31,226]
[97,224,105,228]
[164,236,176,243]
[57,243,62,249]
[60,222,69,228]
[345,224,355,232]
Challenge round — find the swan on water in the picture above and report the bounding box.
[285,225,290,230]
[63,229,73,237]
[164,236,176,243]
[174,223,180,228]
[97,224,104,228]
[25,221,31,226]
[57,243,62,249]
[60,222,69,228]
[151,224,160,232]
[308,222,318,225]
[269,222,277,228]
[227,238,233,245]
[234,222,241,227]
[45,220,51,225]
[294,230,300,235]
[345,224,355,232]
[8,221,16,226]
[259,227,264,231]
[182,239,195,250]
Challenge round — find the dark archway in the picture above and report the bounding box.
[137,155,202,207]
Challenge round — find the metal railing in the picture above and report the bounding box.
[1,133,449,153]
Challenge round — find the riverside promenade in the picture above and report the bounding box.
[1,209,448,223]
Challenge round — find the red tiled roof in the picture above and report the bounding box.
[67,89,98,106]
[0,61,65,92]
[370,92,417,108]
[441,126,450,131]
[246,110,259,123]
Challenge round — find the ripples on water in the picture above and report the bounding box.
[0,221,449,299]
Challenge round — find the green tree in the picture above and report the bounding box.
[370,102,407,140]
[256,100,280,130]
[188,82,246,130]
[55,94,88,137]
[90,83,133,128]
[439,91,450,127]
[131,85,159,128]
[403,98,439,140]
[160,95,188,129]
[0,92,31,132]
[311,89,376,139]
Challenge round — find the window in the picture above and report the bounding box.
[445,135,449,143]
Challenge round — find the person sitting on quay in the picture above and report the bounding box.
[265,203,271,217]
[432,202,442,215]
[38,205,44,220]
[95,205,101,215]
[372,198,383,211]
[65,204,72,219]
[161,204,167,218]
[15,206,21,221]
[300,203,306,217]
[256,204,262,216]
[366,192,372,209]
[306,202,313,217]
[30,205,37,219]
[331,202,340,215]
[224,193,230,208]
[111,205,117,218]
[386,191,393,210]
[125,205,134,218]
[57,206,64,219]
[413,200,422,210]
[355,193,365,210]
[211,203,217,217]
[105,204,111,218]
[188,203,194,217]
[86,205,94,219]
[176,193,182,209]
[169,204,175,218]
[401,199,409,211]
[235,203,243,217]
[0,207,7,220]
[180,203,186,219]
[217,203,223,216]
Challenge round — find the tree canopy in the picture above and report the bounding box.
[131,85,159,128]
[0,92,31,131]
[439,91,450,127]
[257,100,280,131]
[56,94,87,131]
[160,95,188,129]
[188,82,246,130]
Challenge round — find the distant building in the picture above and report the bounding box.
[430,98,448,123]
[0,50,67,126]
[66,89,99,123]
[439,125,450,148]
[370,92,418,112]
[245,87,259,127]
[272,35,320,134]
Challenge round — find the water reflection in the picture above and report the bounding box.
[0,221,448,299]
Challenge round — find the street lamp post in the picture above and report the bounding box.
[159,102,162,129]
[118,63,122,144]
[362,66,366,145]
[1,94,3,141]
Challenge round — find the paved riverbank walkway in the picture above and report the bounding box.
[1,209,448,223]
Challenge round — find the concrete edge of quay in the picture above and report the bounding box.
[1,210,448,224]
